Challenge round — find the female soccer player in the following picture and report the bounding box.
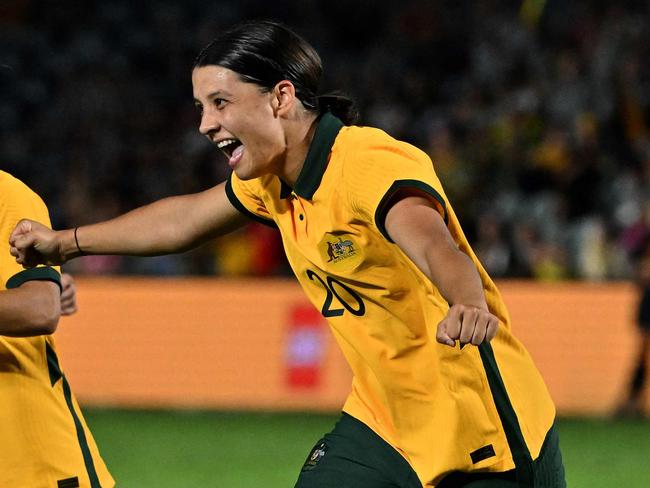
[10,21,565,487]
[1,170,114,488]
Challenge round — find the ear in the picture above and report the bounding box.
[271,80,296,116]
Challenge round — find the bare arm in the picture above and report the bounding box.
[385,194,498,347]
[0,281,60,336]
[10,182,246,267]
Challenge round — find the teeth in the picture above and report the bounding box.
[217,138,238,148]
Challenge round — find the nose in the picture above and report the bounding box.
[199,108,220,138]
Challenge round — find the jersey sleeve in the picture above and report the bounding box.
[345,134,449,242]
[0,176,61,291]
[225,172,277,228]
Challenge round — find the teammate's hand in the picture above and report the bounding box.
[60,273,78,316]
[436,304,499,348]
[9,219,65,268]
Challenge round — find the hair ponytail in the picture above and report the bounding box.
[316,93,359,125]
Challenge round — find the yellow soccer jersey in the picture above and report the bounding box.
[226,114,556,486]
[0,171,114,488]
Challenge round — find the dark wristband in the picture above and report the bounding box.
[73,227,84,255]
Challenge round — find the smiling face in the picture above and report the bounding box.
[192,65,288,180]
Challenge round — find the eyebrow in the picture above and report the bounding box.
[194,90,233,104]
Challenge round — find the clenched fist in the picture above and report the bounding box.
[436,304,499,348]
[9,219,67,268]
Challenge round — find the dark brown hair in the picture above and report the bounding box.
[194,20,358,124]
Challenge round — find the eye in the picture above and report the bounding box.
[214,98,227,109]
[194,103,203,114]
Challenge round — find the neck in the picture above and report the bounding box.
[277,112,319,188]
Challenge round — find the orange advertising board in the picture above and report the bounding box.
[53,278,646,415]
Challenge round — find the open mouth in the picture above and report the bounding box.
[217,138,243,158]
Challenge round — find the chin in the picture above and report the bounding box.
[233,166,258,181]
[235,159,268,181]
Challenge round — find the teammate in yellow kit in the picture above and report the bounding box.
[9,21,564,487]
[1,171,114,488]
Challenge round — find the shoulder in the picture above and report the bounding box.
[0,171,49,222]
[333,127,434,183]
[0,171,46,208]
[334,125,394,151]
[0,170,30,195]
[334,126,431,167]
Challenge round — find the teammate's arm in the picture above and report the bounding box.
[384,192,499,347]
[10,182,247,267]
[0,281,61,336]
[60,273,78,316]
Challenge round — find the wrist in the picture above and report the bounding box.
[60,228,83,261]
[459,304,488,312]
[449,299,488,311]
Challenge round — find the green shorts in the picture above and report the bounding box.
[294,414,566,488]
[294,413,421,488]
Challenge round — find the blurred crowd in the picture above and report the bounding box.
[1,0,649,280]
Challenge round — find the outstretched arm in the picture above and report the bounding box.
[10,182,246,267]
[385,193,498,348]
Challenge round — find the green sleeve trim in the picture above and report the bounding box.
[6,267,62,292]
[225,173,278,229]
[374,179,448,243]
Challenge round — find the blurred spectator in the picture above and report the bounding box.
[1,0,649,279]
[474,214,510,278]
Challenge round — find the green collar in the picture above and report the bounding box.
[281,112,344,200]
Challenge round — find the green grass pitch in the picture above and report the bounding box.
[84,409,650,487]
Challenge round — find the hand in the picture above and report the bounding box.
[60,273,78,316]
[436,304,499,348]
[9,219,65,268]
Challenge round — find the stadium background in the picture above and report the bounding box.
[2,0,650,486]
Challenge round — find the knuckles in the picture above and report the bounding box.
[439,305,501,347]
